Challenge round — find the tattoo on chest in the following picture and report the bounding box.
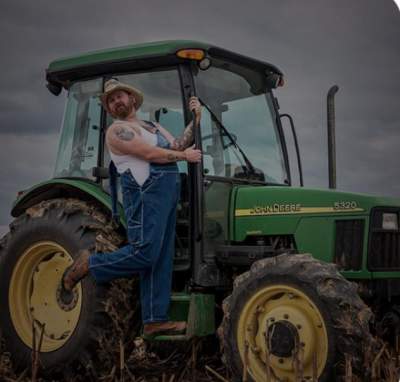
[115,126,135,141]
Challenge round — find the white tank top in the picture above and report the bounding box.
[109,120,157,186]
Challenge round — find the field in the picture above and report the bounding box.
[1,279,400,381]
[0,279,227,382]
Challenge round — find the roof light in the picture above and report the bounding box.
[176,49,205,60]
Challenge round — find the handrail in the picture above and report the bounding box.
[280,113,304,187]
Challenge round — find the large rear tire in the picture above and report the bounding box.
[0,198,124,372]
[220,253,376,381]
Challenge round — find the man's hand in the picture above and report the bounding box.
[184,145,202,163]
[189,97,201,122]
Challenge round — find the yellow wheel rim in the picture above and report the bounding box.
[9,241,82,352]
[237,284,328,381]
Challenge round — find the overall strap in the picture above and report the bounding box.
[108,160,120,224]
[141,120,158,134]
[141,120,170,149]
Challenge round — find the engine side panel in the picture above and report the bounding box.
[233,186,400,279]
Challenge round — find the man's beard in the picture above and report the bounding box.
[112,98,135,119]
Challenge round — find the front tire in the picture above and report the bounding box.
[220,253,375,381]
[0,198,123,371]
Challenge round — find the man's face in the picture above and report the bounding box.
[107,90,136,119]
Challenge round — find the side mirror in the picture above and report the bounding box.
[46,82,62,96]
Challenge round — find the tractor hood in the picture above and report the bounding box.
[232,185,400,242]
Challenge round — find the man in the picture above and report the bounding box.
[61,79,202,336]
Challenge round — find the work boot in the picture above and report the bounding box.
[143,321,186,337]
[60,249,91,304]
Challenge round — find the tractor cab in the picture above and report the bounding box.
[47,40,290,286]
[51,42,288,183]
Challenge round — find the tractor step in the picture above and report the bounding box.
[143,292,215,341]
[143,334,187,341]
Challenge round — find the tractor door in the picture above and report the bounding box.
[193,61,289,287]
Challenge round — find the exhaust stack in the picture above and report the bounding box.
[327,85,339,189]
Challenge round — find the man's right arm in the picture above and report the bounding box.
[106,123,201,163]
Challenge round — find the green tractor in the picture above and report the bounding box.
[0,40,398,381]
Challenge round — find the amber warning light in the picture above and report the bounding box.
[176,49,205,60]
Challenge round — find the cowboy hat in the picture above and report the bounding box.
[100,79,144,112]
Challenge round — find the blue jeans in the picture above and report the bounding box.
[89,163,180,324]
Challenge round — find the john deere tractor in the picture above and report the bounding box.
[1,40,399,381]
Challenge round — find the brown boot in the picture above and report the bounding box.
[143,321,186,337]
[62,249,91,292]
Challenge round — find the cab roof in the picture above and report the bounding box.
[46,40,283,88]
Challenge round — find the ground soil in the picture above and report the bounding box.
[0,279,228,382]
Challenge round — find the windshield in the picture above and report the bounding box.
[54,78,103,179]
[194,64,288,184]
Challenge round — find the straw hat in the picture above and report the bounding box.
[100,79,144,112]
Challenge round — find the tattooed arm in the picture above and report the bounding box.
[156,122,195,151]
[106,122,201,163]
[156,97,201,151]
[170,121,195,151]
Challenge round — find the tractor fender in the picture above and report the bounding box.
[11,178,126,227]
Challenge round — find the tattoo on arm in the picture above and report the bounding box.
[115,126,135,141]
[167,153,179,162]
[171,122,194,151]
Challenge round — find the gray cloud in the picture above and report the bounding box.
[0,0,399,227]
[0,132,58,224]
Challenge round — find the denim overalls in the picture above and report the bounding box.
[89,125,180,324]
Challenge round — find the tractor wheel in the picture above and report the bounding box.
[0,198,124,373]
[220,253,375,382]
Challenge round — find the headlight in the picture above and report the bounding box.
[382,212,398,230]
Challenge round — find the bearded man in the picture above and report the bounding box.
[61,79,202,336]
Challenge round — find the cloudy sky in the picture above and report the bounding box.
[0,0,399,234]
